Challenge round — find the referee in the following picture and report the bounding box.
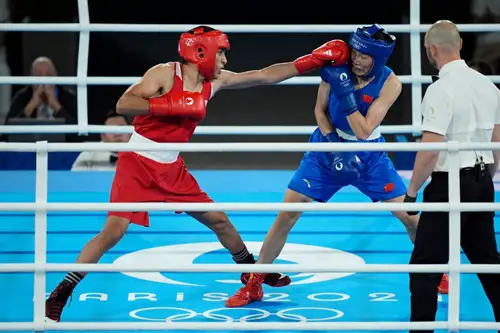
[404,20,500,331]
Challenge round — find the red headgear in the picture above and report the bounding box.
[178,27,230,81]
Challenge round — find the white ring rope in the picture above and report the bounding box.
[2,0,500,329]
[3,321,500,331]
[0,262,499,274]
[0,124,417,135]
[0,141,498,152]
[0,201,492,211]
[1,23,500,33]
[0,263,451,273]
[1,75,499,86]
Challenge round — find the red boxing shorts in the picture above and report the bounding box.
[108,152,213,227]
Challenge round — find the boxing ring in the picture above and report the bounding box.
[2,0,500,332]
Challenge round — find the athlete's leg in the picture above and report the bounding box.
[257,189,313,264]
[75,215,130,271]
[187,210,292,287]
[257,152,341,265]
[226,152,341,307]
[46,151,151,322]
[352,151,418,243]
[188,211,250,261]
[45,214,132,322]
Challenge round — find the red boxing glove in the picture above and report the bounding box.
[149,91,206,120]
[294,40,350,74]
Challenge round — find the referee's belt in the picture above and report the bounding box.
[433,163,488,179]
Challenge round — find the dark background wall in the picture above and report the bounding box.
[3,0,484,169]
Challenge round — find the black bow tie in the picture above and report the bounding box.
[432,75,439,83]
[110,152,118,163]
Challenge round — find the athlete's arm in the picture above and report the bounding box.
[314,81,333,137]
[116,64,174,116]
[211,63,297,92]
[346,73,402,140]
[211,40,350,93]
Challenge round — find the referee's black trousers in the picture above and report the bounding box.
[409,166,500,333]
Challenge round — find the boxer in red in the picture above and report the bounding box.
[45,25,349,322]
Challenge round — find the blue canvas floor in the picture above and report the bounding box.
[1,170,500,333]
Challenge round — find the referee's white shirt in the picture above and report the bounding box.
[421,59,500,172]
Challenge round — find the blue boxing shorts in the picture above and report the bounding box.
[287,130,407,203]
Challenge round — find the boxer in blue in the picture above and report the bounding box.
[226,24,421,307]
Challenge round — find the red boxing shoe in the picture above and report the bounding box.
[438,273,449,294]
[226,273,264,308]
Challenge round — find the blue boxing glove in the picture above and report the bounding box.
[325,132,363,184]
[320,64,358,116]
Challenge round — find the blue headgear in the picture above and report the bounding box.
[348,24,396,78]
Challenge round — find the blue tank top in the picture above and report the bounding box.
[309,65,392,143]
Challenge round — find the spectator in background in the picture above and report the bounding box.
[4,56,76,123]
[71,111,131,171]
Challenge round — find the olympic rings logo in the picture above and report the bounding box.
[129,306,344,323]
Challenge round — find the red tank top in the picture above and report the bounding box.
[132,62,212,143]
